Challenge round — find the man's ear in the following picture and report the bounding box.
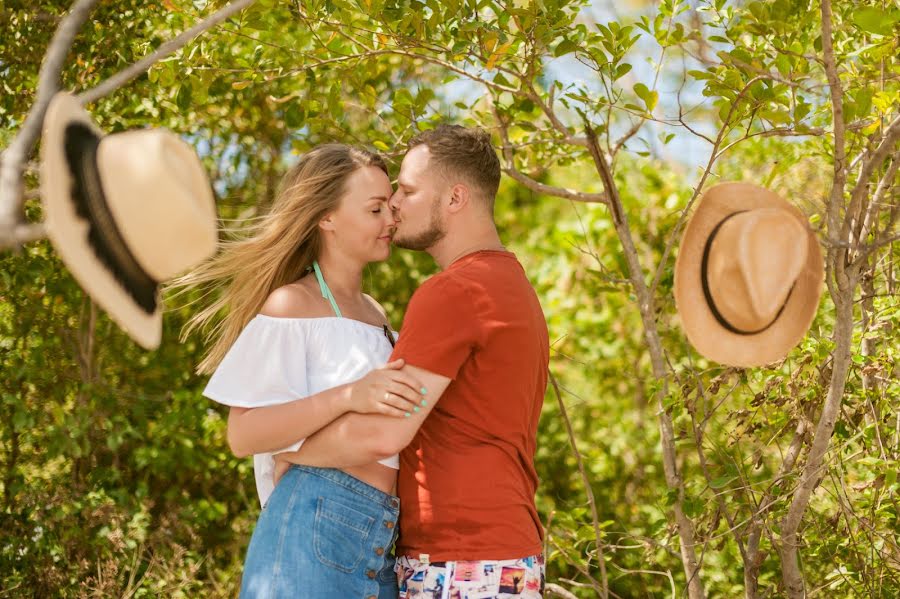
[447,183,470,213]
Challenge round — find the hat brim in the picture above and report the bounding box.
[40,92,162,350]
[673,182,824,367]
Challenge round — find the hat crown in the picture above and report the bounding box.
[97,129,217,281]
[707,208,808,332]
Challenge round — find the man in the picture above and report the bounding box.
[287,125,549,598]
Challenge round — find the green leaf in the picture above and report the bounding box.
[794,100,811,123]
[633,83,658,112]
[775,53,791,76]
[710,476,733,489]
[158,63,176,87]
[493,72,512,88]
[852,8,898,36]
[688,69,714,80]
[393,88,413,108]
[855,88,873,117]
[285,103,305,128]
[613,63,633,80]
[554,39,580,57]
[176,83,192,111]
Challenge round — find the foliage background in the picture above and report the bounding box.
[1,0,898,597]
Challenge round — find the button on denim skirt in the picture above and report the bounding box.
[238,464,400,599]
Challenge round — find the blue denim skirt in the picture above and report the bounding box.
[239,464,400,599]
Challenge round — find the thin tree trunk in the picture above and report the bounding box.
[780,279,856,597]
[582,119,706,599]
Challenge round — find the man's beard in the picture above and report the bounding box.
[392,200,446,251]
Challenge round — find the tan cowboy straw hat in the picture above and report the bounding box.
[674,182,824,367]
[40,92,217,350]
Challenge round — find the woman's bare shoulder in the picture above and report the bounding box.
[259,278,320,318]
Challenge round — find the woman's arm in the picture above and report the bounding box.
[222,283,356,457]
[227,357,422,457]
[226,382,352,457]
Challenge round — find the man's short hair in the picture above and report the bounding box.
[408,125,501,210]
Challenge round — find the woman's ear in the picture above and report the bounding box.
[319,212,336,232]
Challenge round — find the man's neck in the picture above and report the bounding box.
[429,231,506,270]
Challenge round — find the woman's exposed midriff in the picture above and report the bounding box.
[341,462,398,496]
[273,458,397,496]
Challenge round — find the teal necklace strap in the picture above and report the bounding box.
[312,260,343,318]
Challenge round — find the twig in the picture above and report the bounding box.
[648,74,771,301]
[549,371,609,599]
[544,583,580,599]
[549,538,606,597]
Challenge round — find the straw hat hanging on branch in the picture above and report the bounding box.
[674,182,825,368]
[40,92,217,349]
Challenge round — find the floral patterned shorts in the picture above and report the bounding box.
[395,553,545,599]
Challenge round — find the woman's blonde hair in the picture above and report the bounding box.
[168,143,388,374]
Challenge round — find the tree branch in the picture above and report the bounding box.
[489,97,608,204]
[544,584,580,599]
[580,112,706,599]
[649,74,772,301]
[842,115,900,248]
[0,0,259,252]
[0,0,101,249]
[819,0,849,283]
[79,0,258,104]
[780,3,857,596]
[853,151,899,259]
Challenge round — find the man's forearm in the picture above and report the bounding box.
[279,412,390,468]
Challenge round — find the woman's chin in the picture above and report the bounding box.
[369,247,392,262]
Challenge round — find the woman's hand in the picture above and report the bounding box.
[273,454,292,487]
[347,358,427,417]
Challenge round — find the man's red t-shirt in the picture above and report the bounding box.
[390,249,549,561]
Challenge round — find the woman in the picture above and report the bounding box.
[170,144,426,598]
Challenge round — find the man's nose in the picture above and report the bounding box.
[388,191,401,212]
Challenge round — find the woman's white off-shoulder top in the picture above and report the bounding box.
[202,314,400,508]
